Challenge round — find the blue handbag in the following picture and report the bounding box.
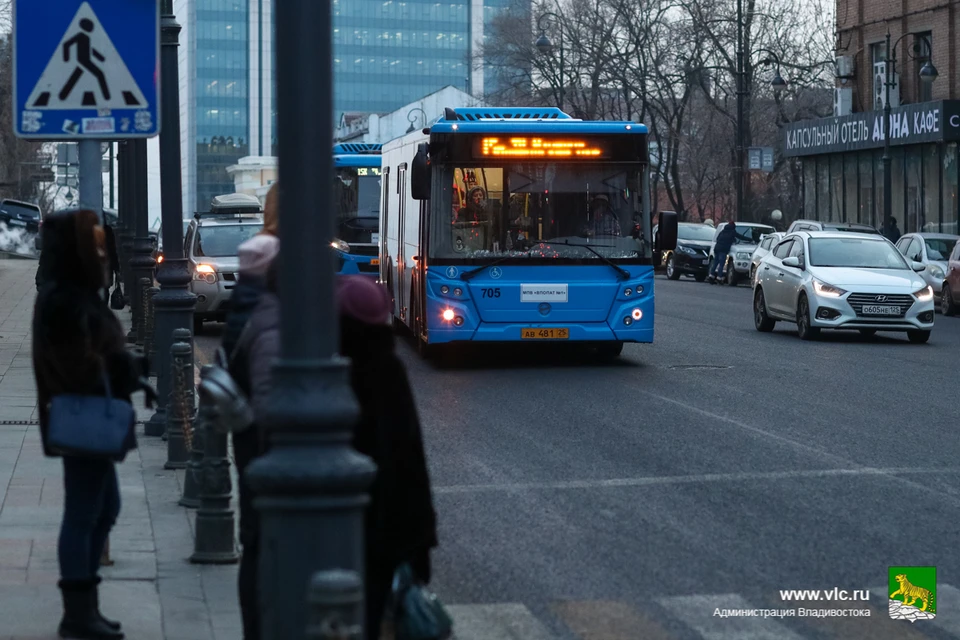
[46,368,137,462]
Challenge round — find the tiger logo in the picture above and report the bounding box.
[890,574,935,612]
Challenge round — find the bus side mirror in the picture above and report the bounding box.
[411,143,431,200]
[658,210,678,252]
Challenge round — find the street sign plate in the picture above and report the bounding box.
[13,0,160,139]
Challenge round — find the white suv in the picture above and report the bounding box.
[184,194,264,333]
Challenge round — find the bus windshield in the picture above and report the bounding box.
[334,166,381,244]
[429,163,644,261]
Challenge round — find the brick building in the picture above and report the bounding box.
[782,0,960,235]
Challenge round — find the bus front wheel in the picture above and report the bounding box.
[596,341,624,359]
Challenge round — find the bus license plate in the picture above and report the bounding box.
[861,305,899,315]
[522,328,569,339]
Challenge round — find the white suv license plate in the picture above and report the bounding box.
[861,305,900,315]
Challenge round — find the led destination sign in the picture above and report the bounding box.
[478,137,605,158]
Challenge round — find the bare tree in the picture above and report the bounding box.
[0,35,48,204]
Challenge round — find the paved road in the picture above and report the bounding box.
[196,276,960,639]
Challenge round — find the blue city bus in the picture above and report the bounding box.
[333,142,382,278]
[380,107,677,358]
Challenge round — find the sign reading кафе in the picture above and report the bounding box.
[782,100,960,157]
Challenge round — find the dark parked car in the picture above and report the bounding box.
[0,200,41,233]
[660,222,715,281]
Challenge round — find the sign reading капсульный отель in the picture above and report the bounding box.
[782,100,960,157]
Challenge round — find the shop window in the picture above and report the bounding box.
[830,155,843,222]
[944,142,958,235]
[923,144,940,232]
[803,159,816,218]
[817,158,830,220]
[906,147,921,232]
[859,152,873,226]
[891,148,905,234]
[845,154,858,224]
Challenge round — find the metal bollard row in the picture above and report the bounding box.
[179,394,207,508]
[166,328,194,469]
[145,286,160,376]
[136,277,151,346]
[190,368,239,565]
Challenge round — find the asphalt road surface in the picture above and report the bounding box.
[195,276,960,639]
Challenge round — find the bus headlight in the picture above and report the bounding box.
[331,238,350,253]
[440,285,450,294]
[442,309,455,321]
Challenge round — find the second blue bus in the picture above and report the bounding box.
[333,142,382,278]
[380,107,677,358]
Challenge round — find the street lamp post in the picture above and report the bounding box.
[406,107,427,134]
[535,12,565,111]
[149,0,197,437]
[733,0,787,224]
[244,0,375,637]
[882,32,938,232]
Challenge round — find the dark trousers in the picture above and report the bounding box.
[59,457,120,581]
[234,428,262,640]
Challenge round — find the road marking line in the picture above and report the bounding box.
[657,593,806,640]
[631,389,960,505]
[445,603,555,640]
[433,466,960,494]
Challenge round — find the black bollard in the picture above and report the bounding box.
[136,277,151,347]
[145,286,160,376]
[190,372,239,565]
[165,328,194,469]
[179,393,208,509]
[306,570,364,640]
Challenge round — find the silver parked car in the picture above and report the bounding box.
[749,232,784,282]
[753,231,935,343]
[185,194,264,333]
[894,232,959,295]
[709,221,776,286]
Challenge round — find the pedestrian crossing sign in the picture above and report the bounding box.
[13,0,160,139]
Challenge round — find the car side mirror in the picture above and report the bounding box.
[411,143,431,200]
[657,210,678,253]
[912,261,925,272]
[782,256,801,268]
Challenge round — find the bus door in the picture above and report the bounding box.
[397,163,408,322]
[380,166,390,287]
[416,195,430,337]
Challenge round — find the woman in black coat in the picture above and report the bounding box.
[33,209,152,640]
[337,276,439,639]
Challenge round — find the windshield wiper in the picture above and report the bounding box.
[460,252,527,281]
[557,240,630,280]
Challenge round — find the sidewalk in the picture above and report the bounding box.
[0,260,242,640]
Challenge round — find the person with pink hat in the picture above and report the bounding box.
[236,264,438,640]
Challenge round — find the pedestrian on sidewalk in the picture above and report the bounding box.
[219,181,280,640]
[336,275,439,640]
[33,208,155,640]
[709,220,737,284]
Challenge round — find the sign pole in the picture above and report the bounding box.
[77,139,102,221]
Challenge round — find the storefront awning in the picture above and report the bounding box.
[782,100,960,157]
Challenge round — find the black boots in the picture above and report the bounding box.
[57,579,124,639]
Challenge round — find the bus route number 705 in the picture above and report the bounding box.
[481,288,501,298]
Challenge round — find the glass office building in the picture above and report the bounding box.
[176,0,523,216]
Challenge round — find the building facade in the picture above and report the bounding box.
[175,0,523,218]
[783,0,960,234]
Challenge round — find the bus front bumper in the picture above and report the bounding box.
[428,323,653,344]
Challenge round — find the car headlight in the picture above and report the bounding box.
[736,252,750,260]
[913,285,934,301]
[812,279,846,298]
[928,265,944,279]
[677,245,696,255]
[194,263,217,284]
[331,238,350,253]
